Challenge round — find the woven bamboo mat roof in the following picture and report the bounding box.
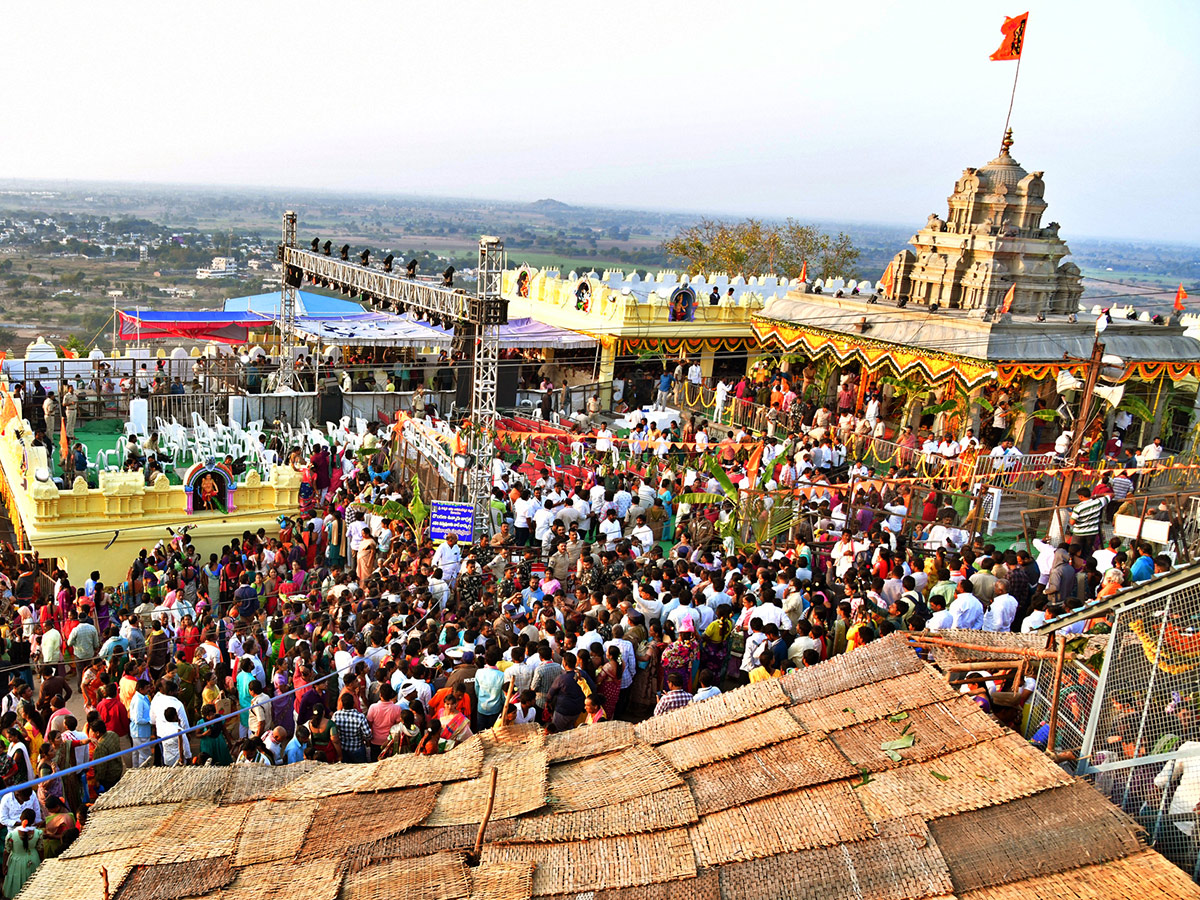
[480,829,697,896]
[424,751,548,826]
[829,695,1006,772]
[654,706,805,772]
[634,678,787,745]
[115,857,234,900]
[959,849,1200,900]
[930,781,1148,894]
[685,732,858,815]
[780,634,927,703]
[715,818,955,900]
[468,861,534,900]
[93,767,230,810]
[546,743,683,811]
[506,784,698,843]
[791,669,959,732]
[543,719,636,762]
[23,637,1200,900]
[341,852,470,900]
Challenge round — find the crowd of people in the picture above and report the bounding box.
[0,352,1185,896]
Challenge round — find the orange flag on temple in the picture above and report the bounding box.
[880,262,895,298]
[1176,284,1188,312]
[1000,283,1016,314]
[799,260,808,283]
[59,414,69,468]
[60,346,78,359]
[990,12,1029,61]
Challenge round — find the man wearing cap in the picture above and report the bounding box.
[494,604,518,646]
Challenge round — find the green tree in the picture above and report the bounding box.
[663,218,860,279]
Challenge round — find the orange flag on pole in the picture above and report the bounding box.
[880,261,895,298]
[59,413,69,469]
[990,12,1029,60]
[1175,284,1188,312]
[1000,283,1016,314]
[745,443,764,486]
[799,260,808,283]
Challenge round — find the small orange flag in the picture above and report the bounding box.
[1000,283,1016,314]
[1175,284,1188,312]
[60,346,78,359]
[880,261,895,298]
[799,260,808,283]
[745,443,764,485]
[59,413,69,468]
[990,12,1029,61]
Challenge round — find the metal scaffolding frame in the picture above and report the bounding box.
[277,217,507,534]
[278,211,300,391]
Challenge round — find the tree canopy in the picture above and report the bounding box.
[662,218,859,281]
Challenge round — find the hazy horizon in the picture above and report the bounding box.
[3,2,1197,243]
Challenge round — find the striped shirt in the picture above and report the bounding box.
[1071,497,1107,535]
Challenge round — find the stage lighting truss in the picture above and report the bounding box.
[277,216,507,534]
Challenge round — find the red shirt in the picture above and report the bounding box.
[97,696,130,737]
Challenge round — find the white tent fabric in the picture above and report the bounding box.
[293,313,450,348]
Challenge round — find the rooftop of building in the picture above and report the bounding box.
[23,635,1199,900]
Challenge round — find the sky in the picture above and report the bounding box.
[2,1,1198,243]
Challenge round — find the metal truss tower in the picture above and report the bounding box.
[277,216,507,534]
[465,236,504,536]
[277,211,300,391]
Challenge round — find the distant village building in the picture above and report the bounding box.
[196,256,239,279]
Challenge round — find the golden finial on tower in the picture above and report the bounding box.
[1000,128,1014,156]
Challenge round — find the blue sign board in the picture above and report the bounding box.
[430,501,475,543]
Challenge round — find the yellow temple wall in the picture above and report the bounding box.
[0,420,300,585]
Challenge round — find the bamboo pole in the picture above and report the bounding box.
[1044,635,1069,755]
[472,766,499,861]
[908,634,1073,661]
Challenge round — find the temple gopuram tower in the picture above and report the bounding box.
[887,131,1084,316]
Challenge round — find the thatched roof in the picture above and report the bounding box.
[21,635,1200,900]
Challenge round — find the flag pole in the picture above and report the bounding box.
[1001,54,1022,152]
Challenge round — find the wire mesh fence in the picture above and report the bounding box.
[1077,574,1200,881]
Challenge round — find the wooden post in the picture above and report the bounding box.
[1044,635,1068,755]
[101,867,110,900]
[472,766,499,861]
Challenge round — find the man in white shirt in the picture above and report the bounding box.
[949,580,984,629]
[830,533,864,580]
[713,381,730,422]
[595,426,613,454]
[1142,437,1164,461]
[983,582,1018,632]
[431,534,463,585]
[694,427,709,453]
[630,514,654,550]
[598,509,623,550]
[687,362,702,385]
[938,436,960,460]
[927,595,954,630]
[149,682,190,737]
[1093,537,1122,572]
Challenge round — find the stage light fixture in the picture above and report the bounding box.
[406,259,419,278]
[867,295,877,305]
[383,254,394,273]
[349,287,359,299]
[442,266,455,287]
[310,238,320,252]
[1036,312,1046,322]
[359,249,370,266]
[929,301,940,313]
[834,289,844,298]
[1125,309,1137,320]
[1067,313,1078,324]
[896,297,908,308]
[322,241,332,256]
[340,244,350,261]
